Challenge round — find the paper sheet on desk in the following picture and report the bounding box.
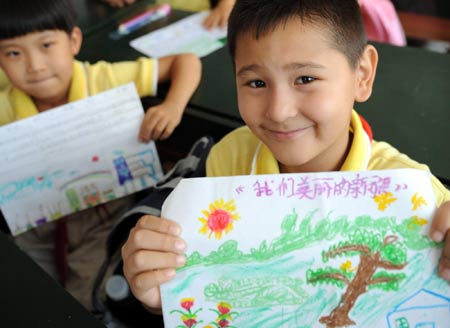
[0,83,163,236]
[160,169,450,328]
[129,11,227,58]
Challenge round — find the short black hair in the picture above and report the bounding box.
[0,0,77,40]
[228,0,367,68]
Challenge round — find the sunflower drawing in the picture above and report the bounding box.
[198,198,239,239]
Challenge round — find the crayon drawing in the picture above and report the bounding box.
[0,84,163,235]
[161,169,450,327]
[199,199,239,239]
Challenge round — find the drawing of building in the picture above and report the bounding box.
[113,149,161,189]
[386,288,450,328]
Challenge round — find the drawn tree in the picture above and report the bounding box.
[307,229,408,328]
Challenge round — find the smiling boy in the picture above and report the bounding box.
[121,0,450,312]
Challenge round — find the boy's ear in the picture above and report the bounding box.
[355,44,378,102]
[69,27,83,56]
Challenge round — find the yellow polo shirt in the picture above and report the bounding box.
[157,0,210,12]
[206,110,450,206]
[0,58,157,125]
[0,69,7,91]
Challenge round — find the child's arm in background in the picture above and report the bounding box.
[100,0,136,8]
[203,0,235,30]
[139,53,201,141]
[430,200,450,280]
[122,215,186,310]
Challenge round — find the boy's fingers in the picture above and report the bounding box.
[139,114,158,142]
[151,120,168,140]
[439,241,450,280]
[219,17,228,29]
[160,121,176,140]
[136,215,181,236]
[123,227,186,256]
[133,268,176,293]
[203,14,219,29]
[128,268,175,307]
[124,249,185,277]
[430,202,450,242]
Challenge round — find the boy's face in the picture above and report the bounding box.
[234,19,375,173]
[0,28,82,109]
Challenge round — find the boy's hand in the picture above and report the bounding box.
[121,215,186,310]
[203,0,235,30]
[100,0,136,8]
[139,102,183,142]
[430,201,450,280]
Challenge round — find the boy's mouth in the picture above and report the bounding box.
[265,126,313,141]
[28,76,54,84]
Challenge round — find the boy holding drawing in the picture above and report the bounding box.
[121,0,450,313]
[0,0,201,310]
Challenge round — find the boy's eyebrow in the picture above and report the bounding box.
[0,31,58,49]
[0,44,13,50]
[284,62,326,70]
[237,62,326,77]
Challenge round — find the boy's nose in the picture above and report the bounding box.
[26,52,46,73]
[265,86,298,122]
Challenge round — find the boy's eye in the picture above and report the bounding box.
[42,42,54,49]
[296,76,315,84]
[248,80,266,88]
[6,50,20,58]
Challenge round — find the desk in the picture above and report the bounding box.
[74,0,156,38]
[77,9,450,184]
[0,231,105,327]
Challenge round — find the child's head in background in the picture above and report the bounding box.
[0,0,82,111]
[227,0,378,173]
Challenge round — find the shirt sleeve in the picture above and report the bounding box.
[85,57,158,97]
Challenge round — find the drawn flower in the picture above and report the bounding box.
[411,192,427,210]
[217,319,230,327]
[407,216,428,230]
[217,302,231,315]
[182,316,198,328]
[170,297,203,328]
[181,297,195,311]
[198,199,239,239]
[340,260,357,272]
[209,301,238,328]
[373,192,397,211]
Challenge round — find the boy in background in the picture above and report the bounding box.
[121,0,450,313]
[0,0,201,310]
[102,0,235,29]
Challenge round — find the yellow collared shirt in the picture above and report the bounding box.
[206,110,450,205]
[0,58,157,125]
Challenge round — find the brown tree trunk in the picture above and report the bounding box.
[319,254,378,328]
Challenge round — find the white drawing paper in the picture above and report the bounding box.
[130,11,227,58]
[160,169,450,328]
[0,83,163,235]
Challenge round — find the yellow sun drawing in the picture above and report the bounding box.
[373,192,397,211]
[198,198,239,239]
